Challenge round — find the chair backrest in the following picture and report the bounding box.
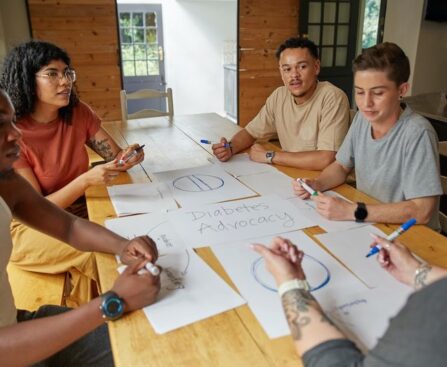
[120,88,174,122]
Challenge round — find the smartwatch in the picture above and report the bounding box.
[265,151,275,164]
[354,202,368,222]
[100,291,125,321]
[278,279,310,297]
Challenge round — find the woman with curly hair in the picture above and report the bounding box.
[0,40,145,306]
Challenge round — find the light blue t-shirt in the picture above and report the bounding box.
[336,105,442,230]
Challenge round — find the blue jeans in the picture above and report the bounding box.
[17,305,114,366]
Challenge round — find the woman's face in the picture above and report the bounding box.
[34,59,73,110]
[354,69,408,125]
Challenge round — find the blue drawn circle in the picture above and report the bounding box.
[173,174,224,192]
[251,254,330,292]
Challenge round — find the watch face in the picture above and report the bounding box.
[101,292,124,320]
[266,152,274,158]
[355,203,367,221]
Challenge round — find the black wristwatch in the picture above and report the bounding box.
[100,291,125,321]
[354,202,368,222]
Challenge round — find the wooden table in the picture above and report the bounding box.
[86,113,447,367]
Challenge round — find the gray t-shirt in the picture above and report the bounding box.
[336,105,442,230]
[303,277,447,367]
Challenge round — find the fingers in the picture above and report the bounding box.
[123,258,147,275]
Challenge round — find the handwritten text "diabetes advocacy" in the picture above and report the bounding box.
[184,202,296,234]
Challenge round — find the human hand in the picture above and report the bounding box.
[116,143,145,169]
[313,193,356,221]
[83,162,120,187]
[371,235,421,287]
[212,137,232,162]
[111,258,161,312]
[292,178,316,199]
[252,236,306,285]
[119,235,158,264]
[249,143,268,163]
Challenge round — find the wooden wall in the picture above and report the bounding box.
[27,0,122,121]
[238,0,299,127]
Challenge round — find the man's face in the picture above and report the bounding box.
[279,47,320,103]
[0,91,21,175]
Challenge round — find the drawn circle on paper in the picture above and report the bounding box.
[173,174,224,192]
[251,254,330,292]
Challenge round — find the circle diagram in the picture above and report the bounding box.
[173,174,224,192]
[251,254,331,292]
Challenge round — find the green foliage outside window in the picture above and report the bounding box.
[362,0,380,48]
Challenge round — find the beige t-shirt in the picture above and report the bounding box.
[0,196,17,327]
[245,81,349,152]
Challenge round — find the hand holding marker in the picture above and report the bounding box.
[200,139,231,148]
[297,178,318,196]
[118,144,145,165]
[366,218,417,258]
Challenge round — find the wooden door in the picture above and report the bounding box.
[238,0,299,127]
[26,0,122,121]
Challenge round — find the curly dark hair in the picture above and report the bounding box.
[275,37,319,60]
[0,40,79,123]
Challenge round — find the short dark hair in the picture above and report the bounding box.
[275,37,319,60]
[0,40,79,123]
[352,42,410,86]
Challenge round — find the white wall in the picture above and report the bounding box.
[383,0,447,96]
[118,0,237,115]
[412,19,447,95]
[383,0,424,95]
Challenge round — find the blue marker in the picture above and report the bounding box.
[366,218,417,258]
[200,139,230,148]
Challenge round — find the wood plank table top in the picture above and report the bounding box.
[86,113,447,367]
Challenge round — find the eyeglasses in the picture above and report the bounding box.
[35,69,77,84]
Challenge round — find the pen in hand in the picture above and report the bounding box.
[118,144,145,165]
[366,218,417,258]
[200,139,231,148]
[297,178,318,196]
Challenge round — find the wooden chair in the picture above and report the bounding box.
[120,88,174,123]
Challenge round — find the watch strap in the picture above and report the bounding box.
[278,279,310,297]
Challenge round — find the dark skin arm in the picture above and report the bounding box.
[2,171,157,263]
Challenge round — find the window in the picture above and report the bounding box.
[119,11,160,77]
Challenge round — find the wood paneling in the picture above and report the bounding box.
[27,0,121,121]
[238,0,300,127]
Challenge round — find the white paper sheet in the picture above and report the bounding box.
[107,182,177,216]
[106,213,246,334]
[238,170,296,199]
[211,230,411,348]
[153,164,257,207]
[315,225,407,288]
[287,193,370,233]
[211,231,370,339]
[214,153,277,177]
[167,195,315,248]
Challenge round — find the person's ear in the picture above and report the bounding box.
[314,59,321,76]
[398,82,409,99]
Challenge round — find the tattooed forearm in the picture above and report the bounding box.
[282,289,336,340]
[87,138,115,161]
[415,264,432,290]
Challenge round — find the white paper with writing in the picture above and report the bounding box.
[167,195,315,247]
[154,164,257,207]
[106,213,246,334]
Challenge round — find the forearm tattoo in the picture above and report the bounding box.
[414,264,432,290]
[282,289,335,340]
[87,138,115,161]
